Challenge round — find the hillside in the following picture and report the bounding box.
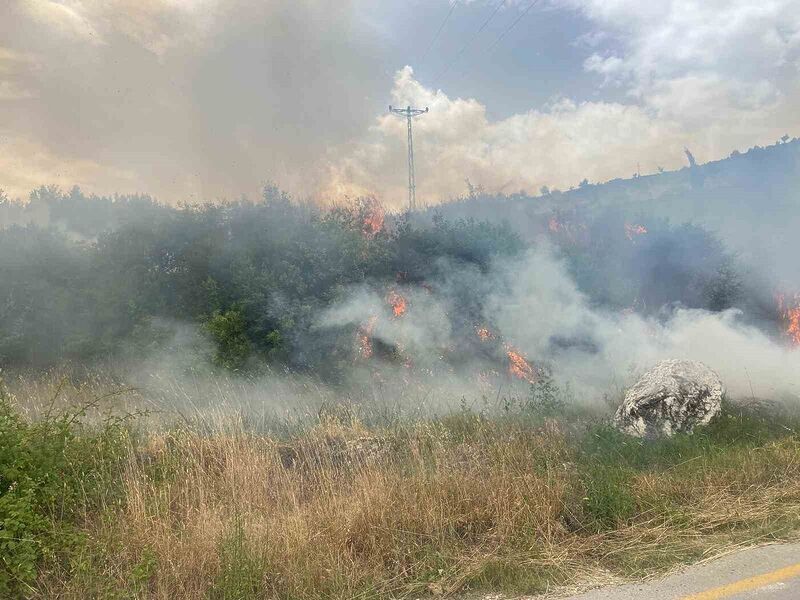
[422,138,800,282]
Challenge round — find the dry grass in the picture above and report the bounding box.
[26,406,800,600]
[4,373,799,598]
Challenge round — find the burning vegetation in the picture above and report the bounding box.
[0,183,769,389]
[505,345,537,384]
[386,290,407,318]
[776,292,800,346]
[356,316,377,360]
[360,197,385,237]
[624,222,648,241]
[475,326,493,341]
[5,165,800,600]
[548,216,563,234]
[546,211,588,245]
[475,325,537,384]
[352,299,539,388]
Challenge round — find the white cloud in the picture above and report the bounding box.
[583,53,627,85]
[565,0,800,97]
[1,1,798,206]
[324,61,798,207]
[325,1,800,207]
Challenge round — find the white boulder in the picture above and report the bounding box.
[614,359,724,438]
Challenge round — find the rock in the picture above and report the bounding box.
[614,359,724,438]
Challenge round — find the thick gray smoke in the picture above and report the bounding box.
[319,245,800,403]
[2,1,798,209]
[0,0,388,202]
[492,247,800,401]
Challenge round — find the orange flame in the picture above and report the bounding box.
[361,199,385,237]
[787,309,800,345]
[624,223,648,241]
[476,326,493,341]
[547,214,587,245]
[386,290,407,318]
[356,315,378,359]
[776,292,800,346]
[505,344,537,384]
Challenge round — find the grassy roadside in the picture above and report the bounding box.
[2,379,800,599]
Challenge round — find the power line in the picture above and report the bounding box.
[448,0,542,82]
[419,1,460,68]
[433,0,507,85]
[483,0,542,56]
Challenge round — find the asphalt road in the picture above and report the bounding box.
[558,542,800,600]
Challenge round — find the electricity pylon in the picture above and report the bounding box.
[389,105,428,211]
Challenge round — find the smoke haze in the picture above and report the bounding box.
[2,1,799,208]
[1,1,799,413]
[318,244,800,404]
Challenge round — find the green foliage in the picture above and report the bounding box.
[206,309,252,370]
[0,381,129,596]
[578,462,638,531]
[558,212,742,313]
[0,188,525,377]
[524,371,567,416]
[573,402,800,531]
[0,180,754,380]
[128,548,158,596]
[704,259,742,311]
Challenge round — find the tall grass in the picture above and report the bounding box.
[2,375,800,599]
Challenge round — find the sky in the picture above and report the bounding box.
[1,0,799,209]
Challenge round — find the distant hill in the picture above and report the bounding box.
[4,137,799,283]
[421,138,800,282]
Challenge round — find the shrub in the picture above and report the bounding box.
[206,309,253,370]
[0,381,129,596]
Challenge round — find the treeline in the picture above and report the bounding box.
[0,185,169,235]
[0,184,747,376]
[551,208,742,314]
[0,186,522,375]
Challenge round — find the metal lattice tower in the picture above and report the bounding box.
[389,105,428,211]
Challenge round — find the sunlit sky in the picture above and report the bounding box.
[1,1,799,208]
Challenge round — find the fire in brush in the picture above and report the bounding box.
[505,344,537,384]
[355,315,378,360]
[475,325,537,384]
[776,292,800,346]
[624,222,648,241]
[475,326,494,341]
[360,198,385,238]
[386,290,407,318]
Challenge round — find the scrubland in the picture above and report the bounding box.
[2,374,799,599]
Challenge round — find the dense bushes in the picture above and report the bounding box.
[555,212,742,313]
[0,188,523,374]
[0,184,747,375]
[0,382,129,596]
